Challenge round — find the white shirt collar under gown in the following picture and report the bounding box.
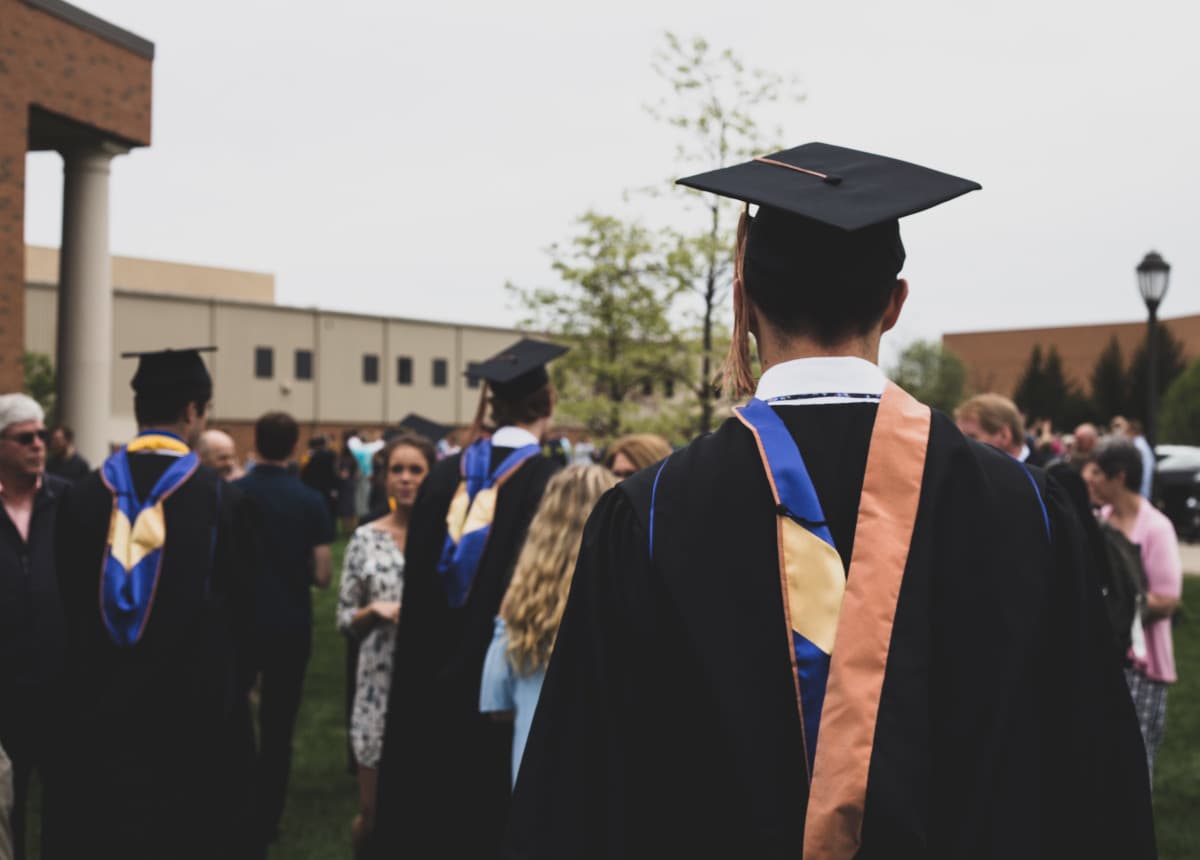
[754,356,888,406]
[491,426,541,448]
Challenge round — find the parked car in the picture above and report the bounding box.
[1154,444,1200,541]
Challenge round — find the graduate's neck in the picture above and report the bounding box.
[755,327,881,373]
[139,422,191,445]
[747,279,905,374]
[508,416,550,445]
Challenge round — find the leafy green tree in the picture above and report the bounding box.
[1160,358,1200,445]
[1089,336,1128,424]
[887,340,966,414]
[1126,322,1187,424]
[509,212,686,442]
[648,32,802,435]
[22,352,55,423]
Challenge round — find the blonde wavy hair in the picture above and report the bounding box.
[500,464,617,675]
[604,433,672,473]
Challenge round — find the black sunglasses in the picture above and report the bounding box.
[5,429,50,446]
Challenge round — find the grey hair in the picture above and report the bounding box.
[0,394,44,436]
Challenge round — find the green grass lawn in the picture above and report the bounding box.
[1151,575,1200,859]
[283,551,1200,858]
[23,542,1200,856]
[273,535,359,858]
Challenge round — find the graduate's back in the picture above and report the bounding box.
[507,142,1153,859]
[506,400,1155,859]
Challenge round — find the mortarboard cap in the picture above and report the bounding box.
[467,338,568,400]
[392,413,452,443]
[677,142,981,295]
[676,142,980,232]
[123,347,215,393]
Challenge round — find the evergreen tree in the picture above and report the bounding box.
[1089,336,1127,424]
[1012,345,1088,429]
[1126,322,1187,424]
[1012,345,1047,420]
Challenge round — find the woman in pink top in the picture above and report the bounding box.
[1084,439,1182,781]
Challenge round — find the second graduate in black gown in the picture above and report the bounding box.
[371,339,566,858]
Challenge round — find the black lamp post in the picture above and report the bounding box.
[1136,250,1171,447]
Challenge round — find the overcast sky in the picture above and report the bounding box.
[23,0,1200,368]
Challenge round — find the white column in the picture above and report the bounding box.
[56,142,125,466]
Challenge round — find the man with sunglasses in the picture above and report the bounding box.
[0,394,66,860]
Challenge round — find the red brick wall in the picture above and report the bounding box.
[213,420,397,467]
[0,0,152,389]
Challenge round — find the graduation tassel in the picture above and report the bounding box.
[719,206,757,399]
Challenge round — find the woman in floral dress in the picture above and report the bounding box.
[337,432,435,853]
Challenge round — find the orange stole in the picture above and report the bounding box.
[802,382,931,859]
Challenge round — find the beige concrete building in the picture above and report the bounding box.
[25,245,524,456]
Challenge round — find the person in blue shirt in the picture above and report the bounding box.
[479,464,617,785]
[234,411,335,850]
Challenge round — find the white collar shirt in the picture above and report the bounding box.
[491,426,541,449]
[754,356,888,406]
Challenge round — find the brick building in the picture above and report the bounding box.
[943,314,1200,398]
[1,0,153,462]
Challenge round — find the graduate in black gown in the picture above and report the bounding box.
[506,145,1156,859]
[50,348,257,859]
[370,340,566,858]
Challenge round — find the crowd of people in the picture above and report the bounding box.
[953,392,1183,782]
[0,142,1175,859]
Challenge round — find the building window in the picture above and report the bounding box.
[255,347,273,379]
[641,378,654,397]
[467,373,480,389]
[664,379,675,398]
[294,349,313,381]
[363,354,380,384]
[432,358,448,387]
[397,356,413,385]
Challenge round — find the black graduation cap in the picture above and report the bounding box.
[467,338,568,400]
[677,142,981,292]
[393,413,451,443]
[676,142,980,232]
[122,346,215,392]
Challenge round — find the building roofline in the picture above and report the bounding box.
[24,0,155,59]
[943,312,1200,339]
[26,281,526,337]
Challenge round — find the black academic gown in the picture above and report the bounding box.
[505,405,1156,859]
[370,443,561,859]
[49,455,257,860]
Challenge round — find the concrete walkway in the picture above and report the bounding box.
[1181,542,1200,576]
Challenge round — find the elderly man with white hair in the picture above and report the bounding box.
[0,393,67,860]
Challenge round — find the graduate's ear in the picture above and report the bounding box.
[880,279,909,334]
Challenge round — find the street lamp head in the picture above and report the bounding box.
[1137,250,1171,309]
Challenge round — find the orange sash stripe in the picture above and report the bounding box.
[803,382,931,858]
